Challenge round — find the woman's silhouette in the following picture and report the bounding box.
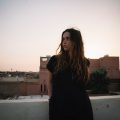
[47,28,93,120]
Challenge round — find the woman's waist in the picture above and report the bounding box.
[52,83,85,91]
[52,86,86,96]
[50,91,88,102]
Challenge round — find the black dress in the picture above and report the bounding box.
[47,55,94,120]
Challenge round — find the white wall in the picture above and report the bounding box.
[0,95,120,120]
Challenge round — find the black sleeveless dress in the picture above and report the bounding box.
[47,55,94,120]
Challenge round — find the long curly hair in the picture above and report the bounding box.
[55,28,89,84]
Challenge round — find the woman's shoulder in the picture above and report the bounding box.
[46,55,57,73]
[50,55,57,59]
[84,57,90,67]
[49,55,58,62]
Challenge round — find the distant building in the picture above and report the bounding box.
[89,55,120,79]
[0,73,40,98]
[39,56,51,95]
[0,55,120,98]
[39,55,120,95]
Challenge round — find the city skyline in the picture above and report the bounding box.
[0,0,120,72]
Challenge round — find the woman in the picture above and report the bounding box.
[47,28,94,120]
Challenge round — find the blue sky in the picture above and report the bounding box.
[0,0,120,71]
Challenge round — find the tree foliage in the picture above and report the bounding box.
[87,68,109,94]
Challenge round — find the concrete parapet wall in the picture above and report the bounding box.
[0,95,120,120]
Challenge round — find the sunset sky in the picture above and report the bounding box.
[0,0,120,72]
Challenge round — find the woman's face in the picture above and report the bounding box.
[62,32,72,52]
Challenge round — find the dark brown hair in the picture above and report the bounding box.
[55,28,89,84]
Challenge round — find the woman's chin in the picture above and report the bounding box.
[63,50,70,54]
[63,48,68,51]
[64,50,69,52]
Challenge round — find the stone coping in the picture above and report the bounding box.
[0,95,120,103]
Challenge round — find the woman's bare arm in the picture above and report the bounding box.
[47,71,52,97]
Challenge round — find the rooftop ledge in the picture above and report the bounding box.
[0,95,120,120]
[0,95,120,103]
